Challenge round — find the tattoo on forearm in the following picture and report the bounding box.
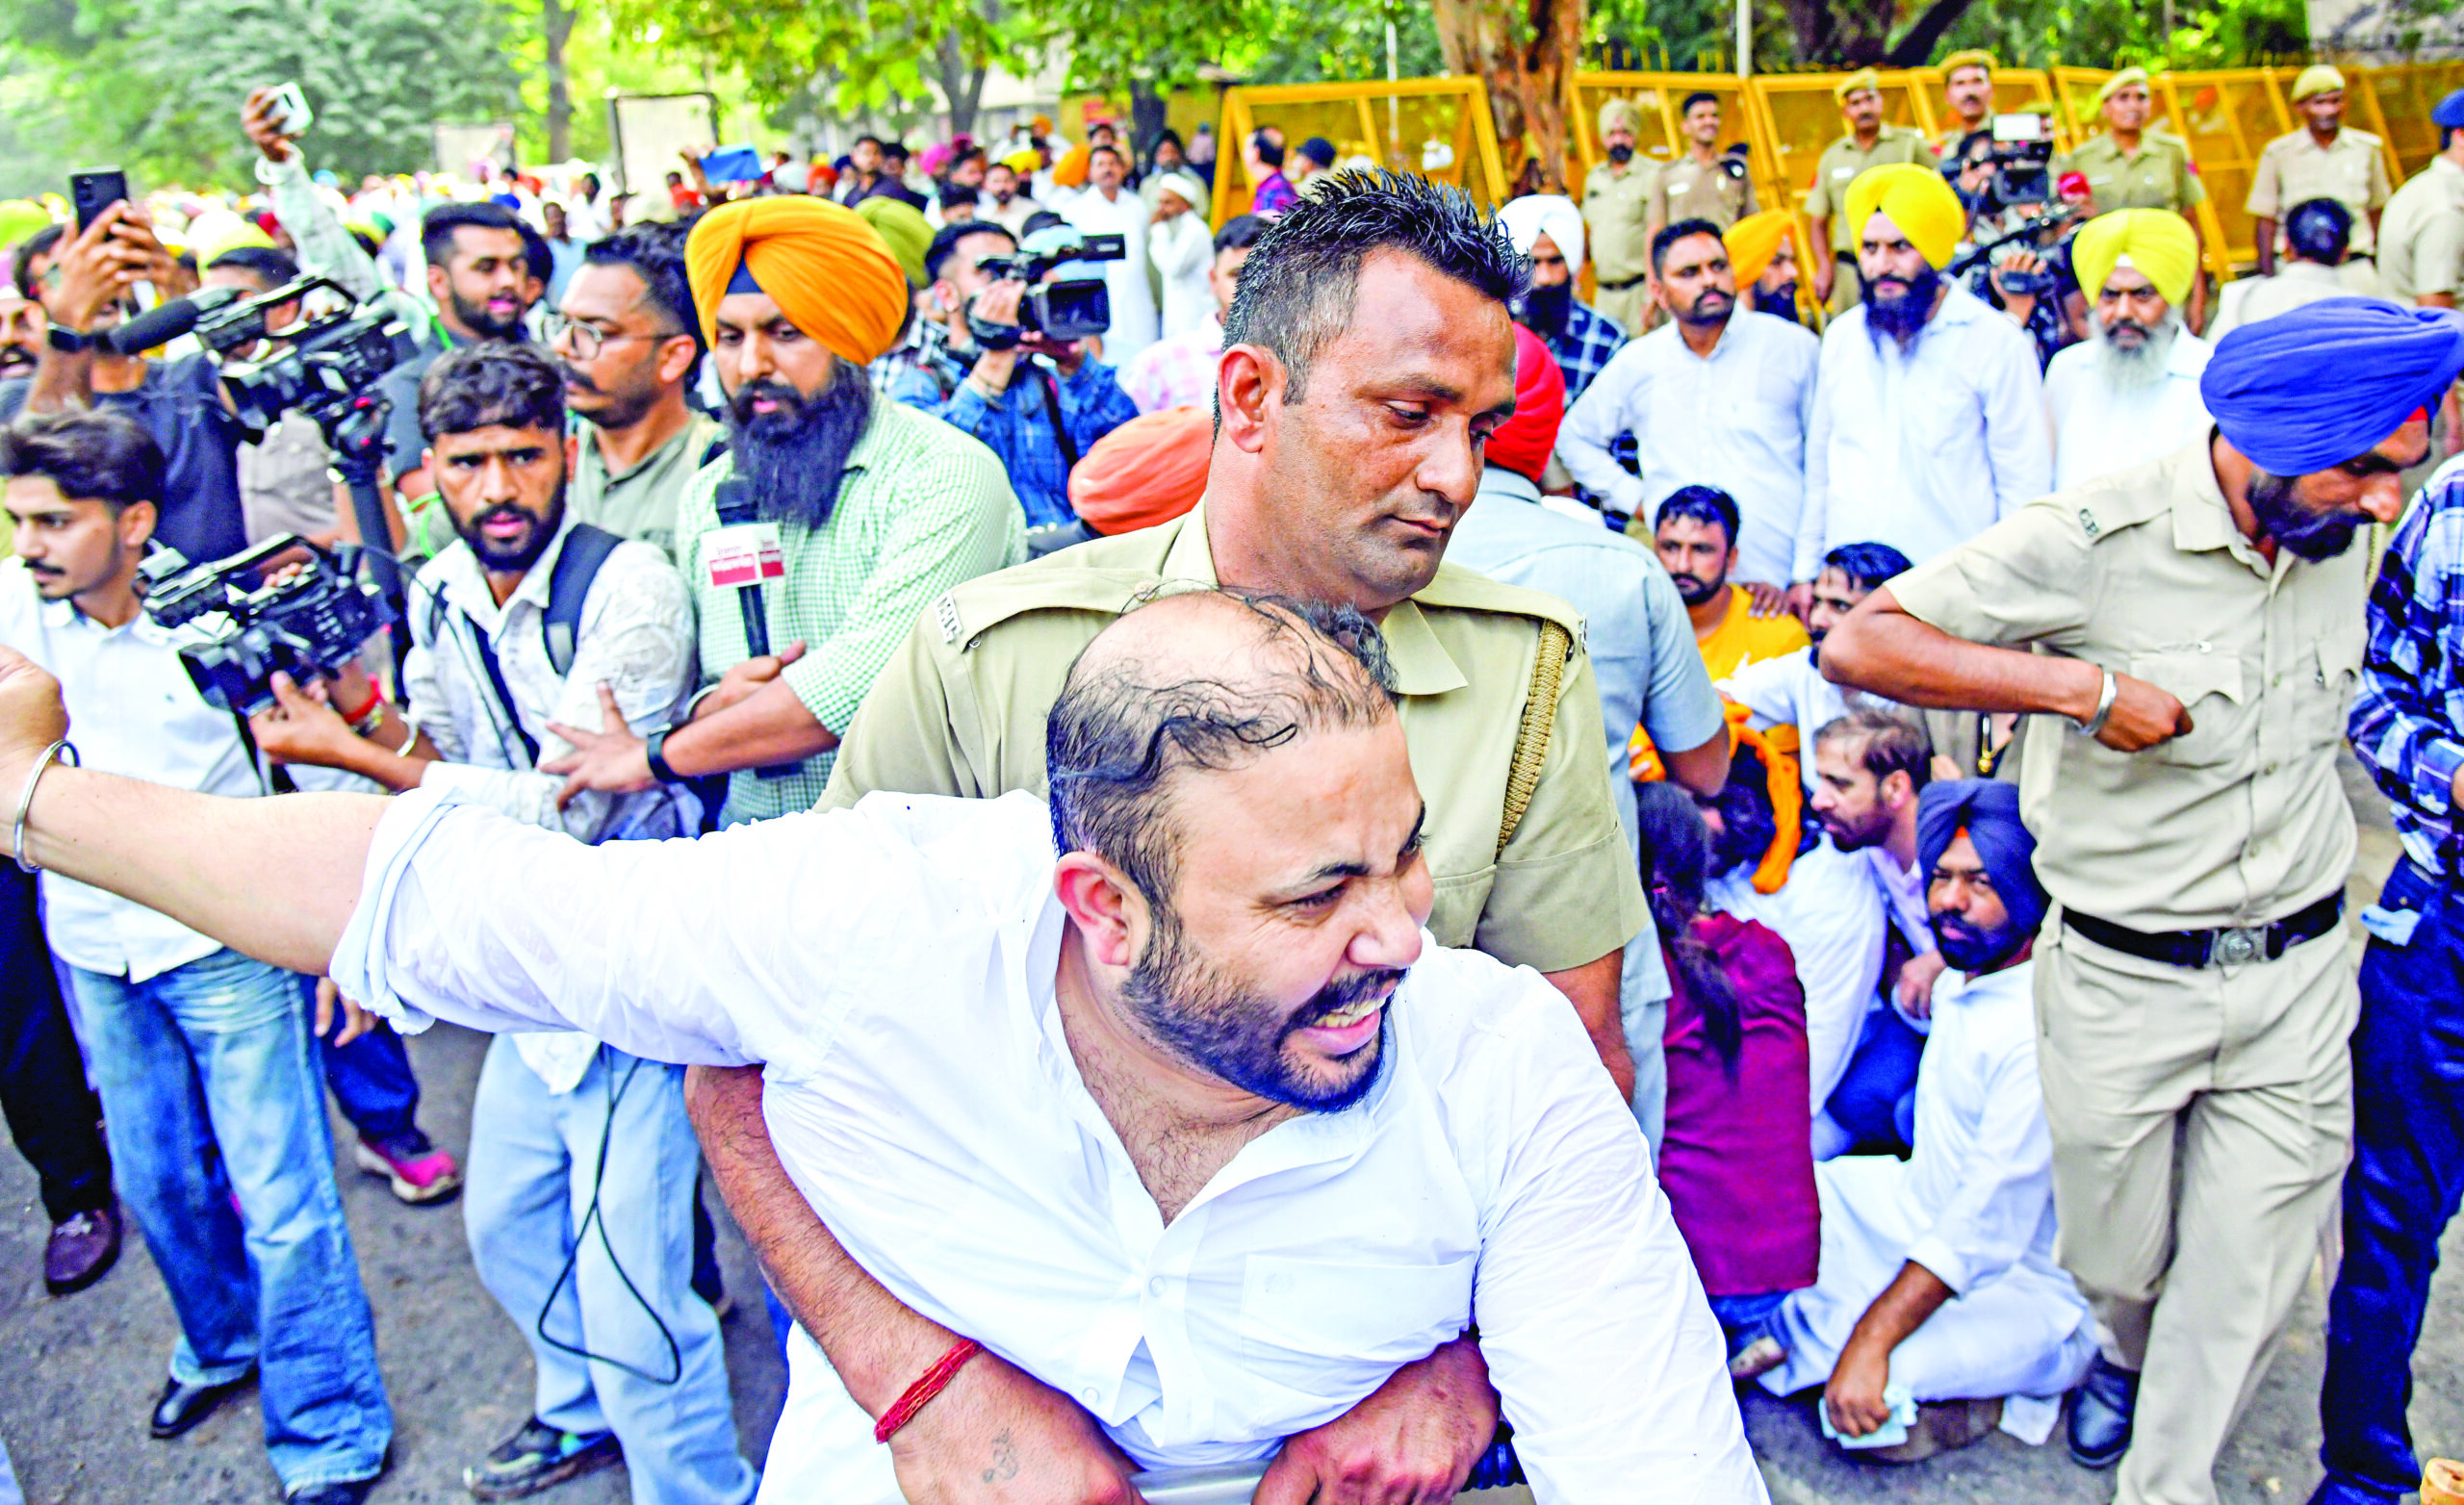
[983,1428,1020,1484]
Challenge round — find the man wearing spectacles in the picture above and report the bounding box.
[549,223,721,562]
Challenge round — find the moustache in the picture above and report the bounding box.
[1289,968,1407,1031]
[554,358,601,395]
[729,379,807,426]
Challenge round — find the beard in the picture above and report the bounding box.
[1758,281,1803,325]
[1932,911,2028,973]
[1678,286,1735,330]
[449,289,526,342]
[452,482,567,574]
[1607,142,1634,164]
[2089,310,2178,392]
[1818,802,1892,853]
[2246,469,2367,562]
[1667,568,1725,607]
[0,340,35,381]
[556,357,660,430]
[726,363,874,530]
[1120,906,1399,1112]
[1864,263,1943,351]
[1513,281,1574,337]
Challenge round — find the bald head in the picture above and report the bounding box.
[1046,591,1399,900]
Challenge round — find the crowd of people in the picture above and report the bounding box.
[2,49,2464,1505]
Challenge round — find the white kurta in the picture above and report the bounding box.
[1148,210,1217,339]
[1062,185,1161,364]
[1758,961,2095,1423]
[2042,330,2214,492]
[1708,837,1886,1111]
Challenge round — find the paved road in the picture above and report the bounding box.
[2,763,2459,1504]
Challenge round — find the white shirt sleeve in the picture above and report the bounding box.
[1456,973,1768,1503]
[1554,346,1652,517]
[1903,1014,2055,1294]
[328,788,908,1076]
[1795,344,1837,581]
[1716,652,1801,730]
[1978,323,2054,522]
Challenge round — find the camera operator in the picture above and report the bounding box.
[0,409,392,1504]
[891,219,1137,528]
[3,211,248,565]
[247,344,753,1505]
[199,245,336,546]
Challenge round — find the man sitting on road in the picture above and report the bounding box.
[0,590,1769,1505]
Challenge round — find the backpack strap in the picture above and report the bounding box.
[542,523,624,678]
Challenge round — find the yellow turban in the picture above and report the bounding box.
[2095,66,2151,107]
[2072,208,2197,304]
[2291,64,2347,103]
[854,195,932,287]
[185,208,275,268]
[1724,209,1795,287]
[1939,49,1995,77]
[1599,97,1643,138]
[0,199,57,253]
[684,196,907,365]
[1052,143,1092,190]
[1843,163,1965,268]
[1835,67,1884,104]
[1002,149,1041,175]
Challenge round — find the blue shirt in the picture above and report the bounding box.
[1446,466,1728,1005]
[1537,301,1629,408]
[890,349,1138,528]
[2352,457,2464,875]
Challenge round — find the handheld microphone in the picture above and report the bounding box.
[103,286,243,356]
[706,477,799,778]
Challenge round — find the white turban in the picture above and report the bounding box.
[1497,193,1587,279]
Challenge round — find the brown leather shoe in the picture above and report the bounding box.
[44,1204,120,1295]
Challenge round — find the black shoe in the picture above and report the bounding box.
[286,1479,378,1505]
[463,1418,621,1501]
[149,1371,255,1440]
[44,1204,121,1294]
[2066,1355,2140,1469]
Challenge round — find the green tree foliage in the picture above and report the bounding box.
[4,0,522,188]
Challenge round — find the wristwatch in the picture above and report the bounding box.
[45,323,95,354]
[644,727,684,784]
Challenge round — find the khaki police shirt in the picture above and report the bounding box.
[1886,440,2364,931]
[2246,126,2393,256]
[2071,132,2206,217]
[1652,152,1758,232]
[818,504,1649,973]
[1803,126,1932,250]
[2375,153,2464,301]
[1583,160,1656,287]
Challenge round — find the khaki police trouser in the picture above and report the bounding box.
[2035,911,2357,1505]
[1593,280,1654,337]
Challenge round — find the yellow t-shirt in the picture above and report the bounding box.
[1695,584,1810,681]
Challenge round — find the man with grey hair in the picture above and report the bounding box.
[0,588,1766,1505]
[2043,210,2214,491]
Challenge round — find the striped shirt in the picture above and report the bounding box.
[2351,457,2464,875]
[675,398,1026,824]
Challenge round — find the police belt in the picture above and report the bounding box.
[1596,272,1649,291]
[2062,892,2343,969]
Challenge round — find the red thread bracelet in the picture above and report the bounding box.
[873,1338,984,1444]
[336,683,382,726]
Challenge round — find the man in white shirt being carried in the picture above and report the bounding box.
[245,344,753,1505]
[1740,780,2097,1465]
[0,588,1766,1505]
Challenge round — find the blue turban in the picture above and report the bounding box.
[2435,88,2464,131]
[1915,779,2048,938]
[2201,297,2464,476]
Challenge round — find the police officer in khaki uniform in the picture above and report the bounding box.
[2374,86,2464,307]
[1822,297,2464,1505]
[2070,67,2210,329]
[1933,49,1999,155]
[676,174,1673,1503]
[1647,90,1757,238]
[1584,96,1657,333]
[1806,69,1931,314]
[2247,64,2394,293]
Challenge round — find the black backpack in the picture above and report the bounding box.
[419,523,625,767]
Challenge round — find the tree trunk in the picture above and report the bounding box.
[934,30,990,138]
[1129,77,1168,159]
[1883,0,1984,64]
[543,0,575,162]
[1780,0,1896,64]
[1432,0,1584,191]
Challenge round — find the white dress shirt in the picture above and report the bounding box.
[404,519,699,1091]
[1148,210,1217,340]
[1062,186,1161,364]
[0,561,260,981]
[1718,646,1849,786]
[1798,286,2053,578]
[331,789,1765,1505]
[1557,311,1820,588]
[2042,329,2214,491]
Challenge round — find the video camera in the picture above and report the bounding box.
[138,535,387,716]
[968,225,1126,345]
[191,276,420,444]
[1985,113,2056,208]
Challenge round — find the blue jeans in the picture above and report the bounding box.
[1823,1000,1925,1157]
[2316,858,2464,1504]
[71,948,392,1492]
[1707,1290,1790,1356]
[463,1037,755,1505]
[321,1020,423,1144]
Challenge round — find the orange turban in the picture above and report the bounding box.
[683,196,906,365]
[1052,143,1092,190]
[1068,407,1213,535]
[1631,702,1803,894]
[1725,209,1795,288]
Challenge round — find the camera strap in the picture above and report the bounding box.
[1032,362,1082,473]
[423,523,625,771]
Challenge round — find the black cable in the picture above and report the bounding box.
[530,1046,685,1387]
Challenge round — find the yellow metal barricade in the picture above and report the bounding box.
[1566,72,1778,204]
[1904,66,2068,149]
[1208,79,1508,227]
[2052,67,2118,145]
[2145,68,2290,279]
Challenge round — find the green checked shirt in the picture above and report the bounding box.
[676,398,1025,825]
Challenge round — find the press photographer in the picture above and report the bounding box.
[244,343,754,1504]
[889,218,1138,529]
[0,409,392,1505]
